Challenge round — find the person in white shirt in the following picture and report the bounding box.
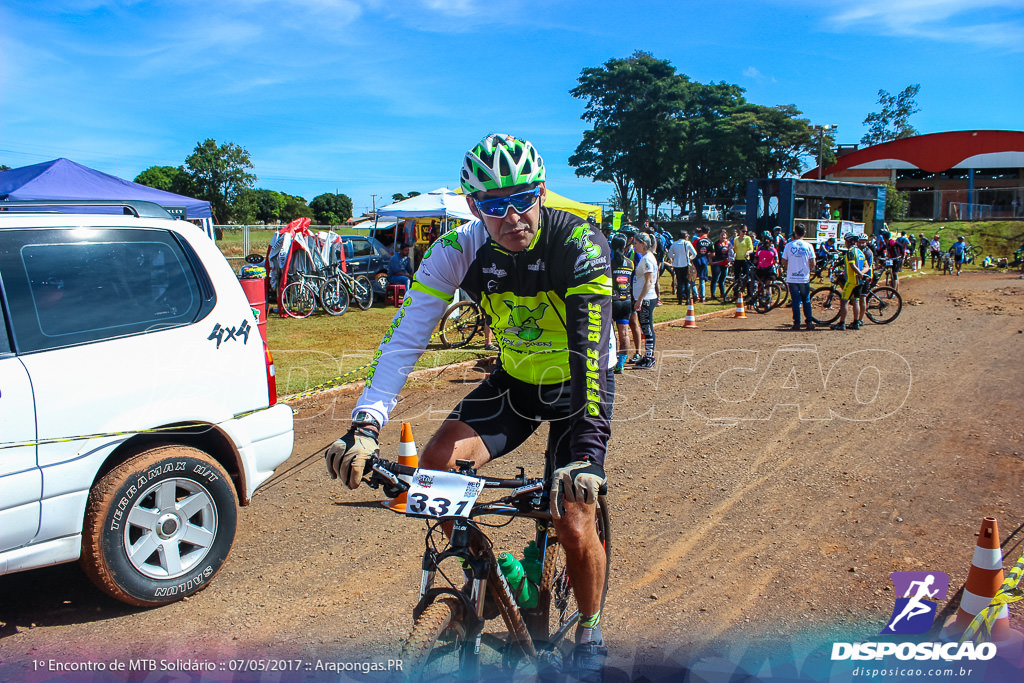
[781,224,817,330]
[632,233,659,368]
[667,231,697,304]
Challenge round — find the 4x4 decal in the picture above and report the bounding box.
[208,319,251,349]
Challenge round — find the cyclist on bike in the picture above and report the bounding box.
[879,228,904,291]
[325,133,614,677]
[855,234,874,327]
[830,233,869,331]
[754,231,779,292]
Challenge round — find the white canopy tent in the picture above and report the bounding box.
[376,187,475,220]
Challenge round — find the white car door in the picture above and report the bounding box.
[0,350,40,554]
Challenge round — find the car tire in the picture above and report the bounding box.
[80,445,238,607]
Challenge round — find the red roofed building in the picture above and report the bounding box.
[803,130,1024,220]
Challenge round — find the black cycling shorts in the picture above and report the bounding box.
[448,368,614,470]
[611,299,632,324]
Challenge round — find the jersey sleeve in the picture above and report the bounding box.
[353,223,481,426]
[555,217,613,465]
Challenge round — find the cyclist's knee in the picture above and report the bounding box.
[552,502,599,548]
[419,420,491,470]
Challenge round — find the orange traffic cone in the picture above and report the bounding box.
[382,422,418,513]
[734,292,748,319]
[683,300,698,328]
[944,517,1011,640]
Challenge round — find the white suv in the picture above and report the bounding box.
[0,201,294,606]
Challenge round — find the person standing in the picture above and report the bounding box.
[856,233,875,327]
[632,233,658,368]
[610,233,633,374]
[950,235,967,276]
[732,226,754,297]
[668,230,697,304]
[918,232,927,271]
[781,224,816,330]
[710,230,731,300]
[930,234,942,269]
[693,227,713,302]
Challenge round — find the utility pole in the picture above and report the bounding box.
[370,194,378,218]
[817,124,838,180]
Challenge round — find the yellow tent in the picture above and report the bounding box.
[544,189,602,224]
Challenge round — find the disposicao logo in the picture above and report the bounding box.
[831,570,996,662]
[881,571,949,635]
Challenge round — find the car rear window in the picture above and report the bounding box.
[345,238,372,258]
[1,228,205,353]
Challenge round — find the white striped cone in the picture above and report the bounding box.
[383,422,418,513]
[683,301,698,328]
[945,517,1010,640]
[734,292,748,319]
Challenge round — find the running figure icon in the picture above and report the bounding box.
[881,571,949,635]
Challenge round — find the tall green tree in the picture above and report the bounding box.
[861,85,921,146]
[134,165,193,195]
[570,52,690,221]
[184,139,257,222]
[310,192,353,225]
[280,194,314,223]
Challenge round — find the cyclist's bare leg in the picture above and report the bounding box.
[551,500,605,621]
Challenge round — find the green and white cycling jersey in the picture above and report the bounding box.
[355,207,613,464]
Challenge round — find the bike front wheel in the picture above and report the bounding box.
[351,275,374,310]
[280,281,317,318]
[809,286,841,325]
[439,301,483,348]
[865,286,902,324]
[319,277,349,316]
[401,595,466,682]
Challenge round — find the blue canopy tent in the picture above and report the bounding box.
[0,158,215,237]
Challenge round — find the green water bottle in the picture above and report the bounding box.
[497,552,538,608]
[521,541,543,585]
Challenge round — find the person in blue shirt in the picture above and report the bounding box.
[950,236,967,276]
[388,243,413,289]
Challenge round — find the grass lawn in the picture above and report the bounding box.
[262,268,730,397]
[889,219,1024,257]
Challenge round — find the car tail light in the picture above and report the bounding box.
[265,345,278,406]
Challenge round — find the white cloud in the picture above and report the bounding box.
[744,66,762,79]
[824,0,1024,51]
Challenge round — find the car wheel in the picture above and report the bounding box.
[80,445,238,606]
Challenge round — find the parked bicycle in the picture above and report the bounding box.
[438,298,485,348]
[281,263,373,318]
[808,281,902,325]
[362,454,610,681]
[963,242,983,264]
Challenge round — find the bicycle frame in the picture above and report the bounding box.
[365,458,588,674]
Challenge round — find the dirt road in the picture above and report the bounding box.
[2,271,1023,680]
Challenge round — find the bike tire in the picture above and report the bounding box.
[319,277,349,316]
[865,286,902,324]
[439,301,483,349]
[809,286,841,325]
[770,281,788,310]
[280,281,317,319]
[401,595,466,682]
[534,496,611,647]
[351,275,374,310]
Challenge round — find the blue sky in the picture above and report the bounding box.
[2,0,1022,216]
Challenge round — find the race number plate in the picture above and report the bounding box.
[405,469,484,519]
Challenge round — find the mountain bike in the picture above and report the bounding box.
[808,283,902,325]
[281,263,372,318]
[963,242,983,264]
[362,455,610,681]
[438,299,484,348]
[320,265,374,315]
